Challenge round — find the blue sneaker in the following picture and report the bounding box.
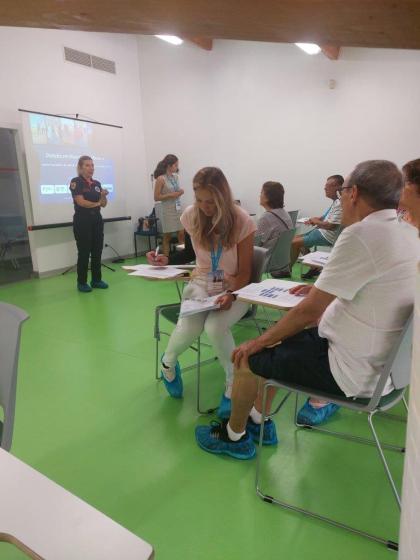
[91,280,109,289]
[161,357,183,399]
[77,283,92,293]
[297,399,340,426]
[246,417,278,446]
[195,421,256,460]
[217,395,231,419]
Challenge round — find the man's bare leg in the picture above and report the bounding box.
[290,236,305,269]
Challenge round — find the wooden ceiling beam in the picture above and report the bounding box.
[321,45,341,60]
[184,36,213,51]
[0,1,420,50]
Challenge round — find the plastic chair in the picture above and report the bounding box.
[154,247,269,413]
[288,210,299,227]
[265,228,295,273]
[0,302,29,450]
[255,314,413,551]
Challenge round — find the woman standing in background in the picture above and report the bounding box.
[70,155,109,292]
[154,154,184,256]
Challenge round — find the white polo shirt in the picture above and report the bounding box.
[315,209,418,397]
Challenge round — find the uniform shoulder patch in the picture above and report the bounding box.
[70,182,77,190]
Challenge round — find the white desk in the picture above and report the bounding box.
[235,279,304,311]
[299,250,330,269]
[0,448,154,560]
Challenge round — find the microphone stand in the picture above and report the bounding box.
[105,243,125,263]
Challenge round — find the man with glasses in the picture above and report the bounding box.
[289,175,344,279]
[195,160,418,460]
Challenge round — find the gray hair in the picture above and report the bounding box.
[348,160,402,210]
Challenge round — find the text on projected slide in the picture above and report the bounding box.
[29,114,116,204]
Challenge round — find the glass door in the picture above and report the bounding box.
[0,128,33,284]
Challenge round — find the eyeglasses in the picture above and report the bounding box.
[336,186,352,200]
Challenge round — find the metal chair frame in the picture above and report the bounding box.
[255,315,413,551]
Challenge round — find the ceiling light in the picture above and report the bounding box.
[155,35,183,46]
[295,43,321,55]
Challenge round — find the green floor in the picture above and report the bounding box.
[0,259,406,559]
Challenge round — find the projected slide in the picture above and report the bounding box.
[21,111,124,226]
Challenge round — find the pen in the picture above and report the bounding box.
[154,245,160,260]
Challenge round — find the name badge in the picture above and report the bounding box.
[207,269,224,296]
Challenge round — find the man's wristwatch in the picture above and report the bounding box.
[226,290,237,301]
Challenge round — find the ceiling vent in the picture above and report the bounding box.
[64,47,116,74]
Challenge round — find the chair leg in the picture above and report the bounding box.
[195,337,218,415]
[154,308,161,381]
[293,395,405,452]
[252,316,263,335]
[367,412,401,509]
[255,383,400,551]
[402,395,409,413]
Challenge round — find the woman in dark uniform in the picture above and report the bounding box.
[70,155,109,292]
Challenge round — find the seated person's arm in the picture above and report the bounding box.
[233,228,373,364]
[307,216,323,225]
[74,195,101,209]
[227,232,254,292]
[232,287,335,365]
[316,220,340,231]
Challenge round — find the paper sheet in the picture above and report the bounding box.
[234,279,304,308]
[300,251,330,267]
[179,296,220,317]
[125,265,187,279]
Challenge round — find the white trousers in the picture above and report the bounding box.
[163,280,249,387]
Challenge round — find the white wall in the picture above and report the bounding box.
[0,27,151,275]
[399,266,420,560]
[137,37,420,217]
[2,29,420,274]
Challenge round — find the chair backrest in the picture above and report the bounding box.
[250,246,269,283]
[368,313,413,408]
[266,228,296,272]
[288,210,299,227]
[0,302,29,450]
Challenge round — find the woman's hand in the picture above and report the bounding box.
[289,284,312,296]
[173,189,184,198]
[101,189,109,196]
[146,251,169,266]
[216,293,235,311]
[231,339,264,369]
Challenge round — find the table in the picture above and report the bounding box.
[236,279,304,326]
[0,448,154,560]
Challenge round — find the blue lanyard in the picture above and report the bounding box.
[167,174,179,191]
[210,241,223,272]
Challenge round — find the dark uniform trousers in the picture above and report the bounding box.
[73,210,104,284]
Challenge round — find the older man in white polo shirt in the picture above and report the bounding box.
[195,160,418,460]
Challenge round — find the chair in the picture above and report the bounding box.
[255,314,413,550]
[288,210,299,227]
[134,214,159,257]
[265,228,295,274]
[0,302,29,450]
[154,247,269,413]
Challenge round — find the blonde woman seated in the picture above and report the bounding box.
[152,167,256,418]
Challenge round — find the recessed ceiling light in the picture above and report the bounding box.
[155,35,183,46]
[295,43,321,55]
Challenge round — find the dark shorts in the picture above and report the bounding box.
[248,328,345,396]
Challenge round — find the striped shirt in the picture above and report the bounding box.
[319,199,342,245]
